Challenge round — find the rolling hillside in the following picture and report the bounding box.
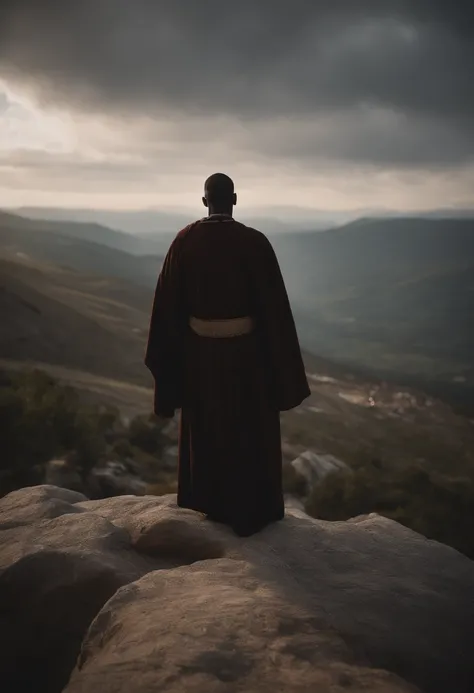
[2,208,473,413]
[273,217,474,303]
[13,207,190,243]
[0,211,162,288]
[1,246,474,478]
[0,210,158,255]
[0,254,153,386]
[2,212,473,563]
[271,217,474,405]
[14,206,335,238]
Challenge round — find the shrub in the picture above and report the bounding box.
[305,460,474,559]
[146,480,178,496]
[0,368,174,498]
[0,369,117,494]
[128,414,168,455]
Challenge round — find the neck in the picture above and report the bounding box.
[208,205,233,217]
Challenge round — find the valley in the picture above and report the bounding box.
[2,208,474,558]
[1,209,473,481]
[271,217,474,413]
[4,209,473,413]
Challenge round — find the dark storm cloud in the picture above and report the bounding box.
[0,0,473,166]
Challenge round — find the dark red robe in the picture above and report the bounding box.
[145,216,310,536]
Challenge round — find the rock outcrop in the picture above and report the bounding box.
[44,458,148,499]
[290,450,350,489]
[44,459,84,494]
[1,485,473,693]
[87,460,148,498]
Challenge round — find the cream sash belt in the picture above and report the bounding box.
[189,315,254,338]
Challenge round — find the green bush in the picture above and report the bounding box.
[0,369,116,494]
[0,368,174,498]
[127,413,168,455]
[305,461,474,559]
[110,437,135,459]
[146,479,178,496]
[5,368,474,561]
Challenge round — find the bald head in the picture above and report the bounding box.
[202,173,237,215]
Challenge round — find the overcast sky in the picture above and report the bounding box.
[0,0,473,216]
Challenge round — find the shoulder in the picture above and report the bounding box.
[161,222,200,264]
[241,226,278,260]
[232,221,274,248]
[167,220,203,253]
[175,219,202,241]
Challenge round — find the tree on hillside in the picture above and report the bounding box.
[0,368,172,498]
[0,369,116,495]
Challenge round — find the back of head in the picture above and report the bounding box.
[203,173,236,213]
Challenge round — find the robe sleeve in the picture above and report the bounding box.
[145,232,186,418]
[250,232,311,411]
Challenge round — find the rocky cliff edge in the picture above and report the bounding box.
[1,485,473,693]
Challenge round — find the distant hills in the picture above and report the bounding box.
[0,211,162,288]
[0,253,152,386]
[13,206,336,239]
[273,216,474,308]
[2,238,474,486]
[1,208,473,412]
[13,204,474,238]
[2,202,474,490]
[0,210,160,388]
[1,210,161,255]
[11,208,186,247]
[271,216,474,408]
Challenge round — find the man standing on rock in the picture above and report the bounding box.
[145,173,310,536]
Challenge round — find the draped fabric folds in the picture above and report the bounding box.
[145,217,310,535]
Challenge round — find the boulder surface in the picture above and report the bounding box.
[0,485,473,693]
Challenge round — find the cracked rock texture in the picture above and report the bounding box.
[1,485,473,693]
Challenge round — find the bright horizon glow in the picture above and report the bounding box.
[1,81,473,218]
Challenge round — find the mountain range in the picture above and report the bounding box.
[11,206,343,237]
[1,208,473,414]
[0,211,162,287]
[13,205,474,238]
[2,206,474,487]
[270,217,474,407]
